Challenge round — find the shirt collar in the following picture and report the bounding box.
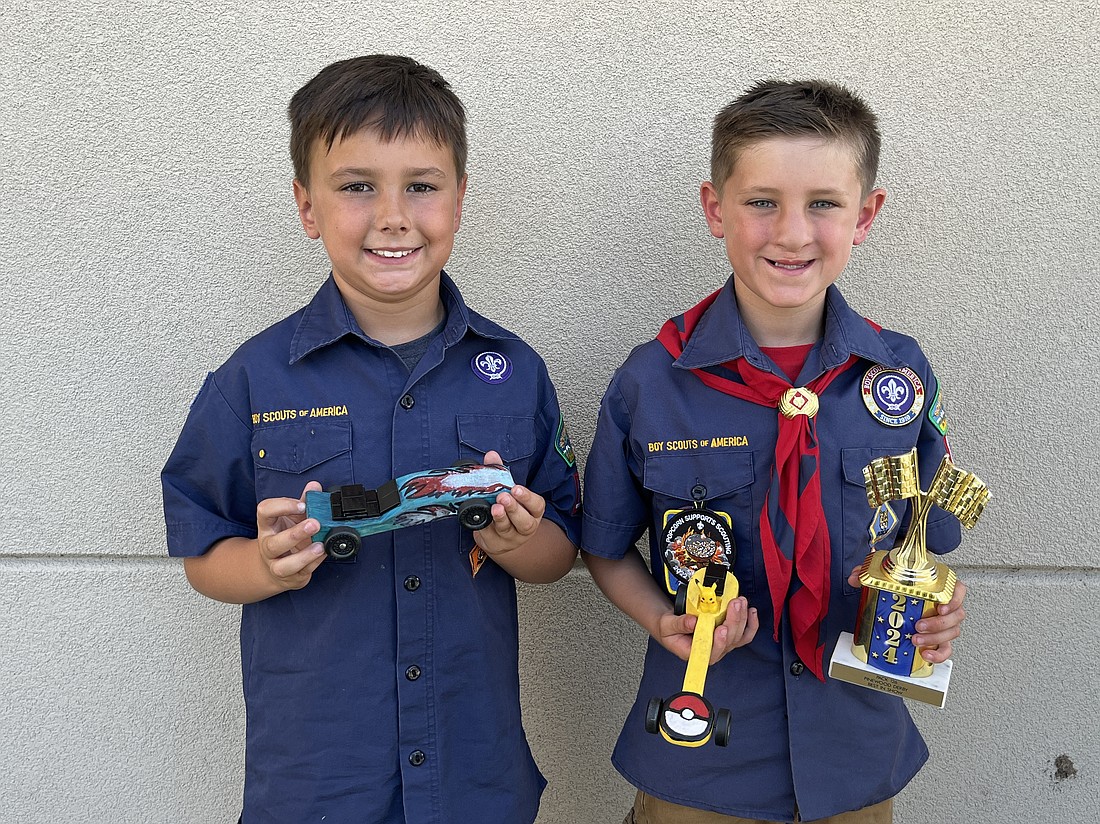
[675,276,905,373]
[288,271,501,364]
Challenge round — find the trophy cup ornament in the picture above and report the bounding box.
[829,448,990,707]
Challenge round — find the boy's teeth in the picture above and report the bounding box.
[372,249,414,258]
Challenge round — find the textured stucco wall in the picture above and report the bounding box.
[2,0,1097,821]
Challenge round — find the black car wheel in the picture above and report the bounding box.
[324,528,361,560]
[644,697,662,734]
[714,708,732,747]
[458,500,492,531]
[674,583,689,616]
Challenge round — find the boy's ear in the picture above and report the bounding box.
[453,174,468,234]
[853,187,887,246]
[700,181,725,239]
[293,179,321,240]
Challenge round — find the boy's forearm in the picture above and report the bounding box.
[490,520,577,584]
[582,550,670,638]
[182,537,286,604]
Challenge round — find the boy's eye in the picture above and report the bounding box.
[341,182,373,193]
[747,199,775,209]
[408,183,436,194]
[810,200,839,209]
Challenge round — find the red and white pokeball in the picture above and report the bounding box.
[660,692,713,744]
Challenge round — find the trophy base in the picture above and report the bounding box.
[829,632,952,708]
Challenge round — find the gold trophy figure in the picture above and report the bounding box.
[829,448,989,706]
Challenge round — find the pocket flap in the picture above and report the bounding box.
[457,414,535,462]
[642,450,755,501]
[842,447,904,486]
[252,421,352,474]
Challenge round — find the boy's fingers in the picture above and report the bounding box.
[489,488,542,539]
[942,579,967,612]
[710,599,758,662]
[511,486,545,520]
[257,497,307,533]
[259,519,320,560]
[270,542,325,580]
[916,603,966,640]
[921,640,953,663]
[847,565,863,588]
[483,450,503,466]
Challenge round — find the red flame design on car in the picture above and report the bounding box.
[400,464,511,500]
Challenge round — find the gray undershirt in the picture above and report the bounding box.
[389,316,447,372]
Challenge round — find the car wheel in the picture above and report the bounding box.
[644,698,662,734]
[674,583,689,616]
[714,708,732,747]
[458,500,492,531]
[324,528,361,560]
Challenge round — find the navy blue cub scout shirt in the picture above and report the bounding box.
[582,279,961,822]
[162,273,581,824]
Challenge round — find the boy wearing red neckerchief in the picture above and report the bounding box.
[582,80,968,824]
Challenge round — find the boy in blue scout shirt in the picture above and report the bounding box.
[582,81,969,823]
[161,55,581,824]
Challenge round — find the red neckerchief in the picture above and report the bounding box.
[657,289,869,680]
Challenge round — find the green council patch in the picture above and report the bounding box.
[928,380,949,436]
[555,416,576,467]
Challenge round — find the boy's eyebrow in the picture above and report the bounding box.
[737,186,852,197]
[329,166,449,180]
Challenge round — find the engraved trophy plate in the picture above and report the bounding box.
[829,449,990,706]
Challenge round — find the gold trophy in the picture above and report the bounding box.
[829,448,990,706]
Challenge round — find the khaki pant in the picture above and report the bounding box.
[623,790,893,824]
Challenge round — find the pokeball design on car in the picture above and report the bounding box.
[306,463,514,560]
[660,692,713,743]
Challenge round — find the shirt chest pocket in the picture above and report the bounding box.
[251,421,353,501]
[457,414,536,486]
[839,447,908,595]
[641,450,759,594]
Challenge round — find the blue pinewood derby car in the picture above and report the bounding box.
[305,462,515,560]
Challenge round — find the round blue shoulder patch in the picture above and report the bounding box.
[471,351,512,384]
[861,365,925,426]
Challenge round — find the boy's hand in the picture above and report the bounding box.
[914,579,967,663]
[256,481,326,591]
[472,450,544,558]
[654,597,759,664]
[846,565,968,663]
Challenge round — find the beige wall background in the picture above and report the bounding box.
[2,0,1097,821]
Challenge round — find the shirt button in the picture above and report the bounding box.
[790,661,805,676]
[405,665,422,681]
[691,483,707,501]
[399,393,415,410]
[403,576,421,592]
[409,750,426,767]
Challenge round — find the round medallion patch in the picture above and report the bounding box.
[662,508,735,584]
[471,351,512,384]
[861,365,925,427]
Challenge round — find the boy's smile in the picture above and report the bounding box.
[701,136,885,344]
[293,130,466,337]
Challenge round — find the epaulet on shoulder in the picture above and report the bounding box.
[863,316,883,333]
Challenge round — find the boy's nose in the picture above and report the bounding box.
[375,193,410,232]
[774,207,812,251]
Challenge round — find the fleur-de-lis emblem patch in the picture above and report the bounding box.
[878,377,908,410]
[471,351,513,384]
[861,365,924,427]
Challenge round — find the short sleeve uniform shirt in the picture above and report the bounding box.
[582,280,960,821]
[162,273,581,824]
